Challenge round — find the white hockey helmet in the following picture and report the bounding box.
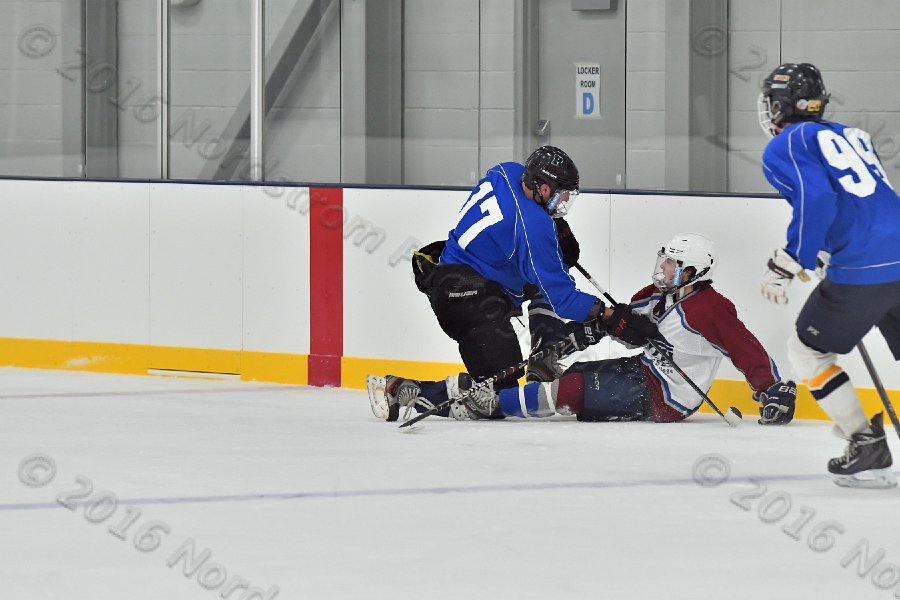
[652,232,716,292]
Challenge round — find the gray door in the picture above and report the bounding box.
[537,1,626,189]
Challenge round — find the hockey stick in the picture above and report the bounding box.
[573,263,742,427]
[397,339,567,429]
[856,340,900,442]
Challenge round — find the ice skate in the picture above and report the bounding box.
[828,413,897,489]
[367,375,430,422]
[446,372,500,420]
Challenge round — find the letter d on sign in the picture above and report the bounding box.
[582,93,594,116]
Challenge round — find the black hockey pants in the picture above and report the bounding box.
[413,241,523,384]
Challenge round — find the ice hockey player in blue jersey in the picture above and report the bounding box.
[367,146,656,422]
[758,62,900,488]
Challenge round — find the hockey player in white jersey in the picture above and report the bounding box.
[481,233,794,424]
[758,62,900,488]
[375,233,795,426]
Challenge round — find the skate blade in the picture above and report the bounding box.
[833,468,898,489]
[366,375,398,421]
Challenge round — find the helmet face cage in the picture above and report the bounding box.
[757,93,778,139]
[545,188,578,217]
[652,249,683,292]
[758,63,830,138]
[523,145,580,216]
[652,233,715,292]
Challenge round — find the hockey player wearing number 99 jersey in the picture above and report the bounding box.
[758,63,900,488]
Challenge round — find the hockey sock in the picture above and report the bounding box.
[497,381,558,418]
[419,380,451,417]
[494,373,589,418]
[808,366,869,438]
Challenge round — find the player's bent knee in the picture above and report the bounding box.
[458,323,522,381]
[555,372,585,416]
[787,330,837,382]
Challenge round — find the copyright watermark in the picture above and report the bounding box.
[18,25,56,58]
[691,25,727,57]
[693,454,900,596]
[18,453,57,487]
[17,453,281,598]
[691,453,730,487]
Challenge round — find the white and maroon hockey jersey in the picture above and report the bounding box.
[629,284,781,422]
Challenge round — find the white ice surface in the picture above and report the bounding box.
[2,367,899,600]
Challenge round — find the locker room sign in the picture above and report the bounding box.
[575,63,601,119]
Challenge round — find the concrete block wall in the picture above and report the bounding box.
[167,0,250,179]
[263,0,341,183]
[478,0,516,174]
[727,0,784,193]
[402,1,481,185]
[3,0,900,192]
[728,0,900,193]
[625,0,667,190]
[118,0,160,178]
[780,0,900,189]
[0,1,64,176]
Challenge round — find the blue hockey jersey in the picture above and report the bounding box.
[440,162,598,321]
[762,120,900,285]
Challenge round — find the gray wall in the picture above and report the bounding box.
[264,0,341,183]
[402,0,516,186]
[625,0,667,190]
[0,1,64,176]
[167,0,250,179]
[781,0,900,190]
[625,0,900,193]
[3,0,900,192]
[119,0,159,178]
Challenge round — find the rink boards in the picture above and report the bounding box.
[0,177,896,420]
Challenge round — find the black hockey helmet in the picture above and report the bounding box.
[758,63,830,137]
[522,145,580,216]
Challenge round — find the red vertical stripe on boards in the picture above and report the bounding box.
[308,187,343,386]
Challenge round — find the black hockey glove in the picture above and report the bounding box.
[529,315,606,380]
[754,380,797,425]
[551,318,606,360]
[554,217,580,268]
[604,304,658,346]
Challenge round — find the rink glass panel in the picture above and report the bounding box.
[1,0,900,192]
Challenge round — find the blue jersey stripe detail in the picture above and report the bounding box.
[640,354,695,415]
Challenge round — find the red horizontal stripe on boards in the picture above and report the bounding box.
[309,187,343,386]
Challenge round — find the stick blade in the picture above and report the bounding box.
[724,407,742,427]
[398,401,446,428]
[398,413,427,428]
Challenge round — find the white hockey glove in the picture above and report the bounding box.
[761,249,804,305]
